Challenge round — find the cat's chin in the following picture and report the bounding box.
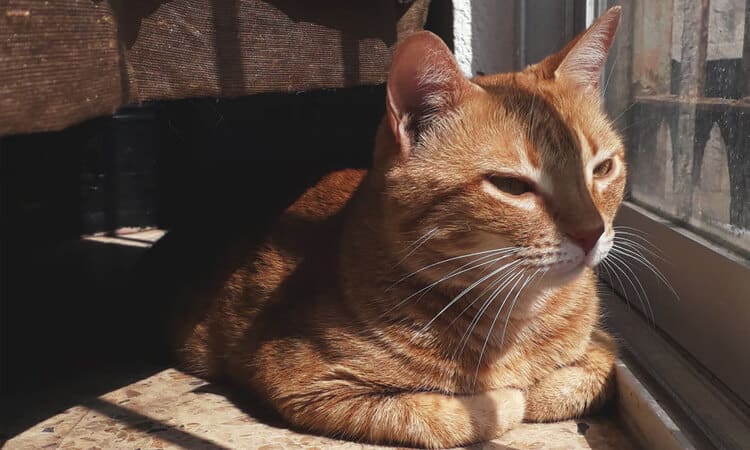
[509,264,588,319]
[541,262,587,287]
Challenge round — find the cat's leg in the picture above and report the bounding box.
[524,329,617,422]
[276,385,525,448]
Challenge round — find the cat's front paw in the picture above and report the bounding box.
[500,388,527,426]
[470,387,526,438]
[524,365,614,422]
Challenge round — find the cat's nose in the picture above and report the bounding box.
[568,225,604,254]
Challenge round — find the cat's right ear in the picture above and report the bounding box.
[386,32,469,156]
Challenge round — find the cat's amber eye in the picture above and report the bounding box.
[593,159,614,178]
[488,175,534,196]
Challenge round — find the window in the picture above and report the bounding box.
[610,0,748,253]
[594,0,750,446]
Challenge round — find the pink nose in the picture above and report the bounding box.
[569,226,604,254]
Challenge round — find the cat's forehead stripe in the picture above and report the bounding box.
[585,132,598,156]
[576,128,596,160]
[523,136,541,169]
[532,108,580,168]
[501,89,578,160]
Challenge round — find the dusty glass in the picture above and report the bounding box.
[605,0,749,255]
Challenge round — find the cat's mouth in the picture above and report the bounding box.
[539,260,586,286]
[584,235,614,268]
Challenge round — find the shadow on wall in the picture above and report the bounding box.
[108,0,419,98]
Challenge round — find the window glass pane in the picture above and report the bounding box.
[605,0,749,255]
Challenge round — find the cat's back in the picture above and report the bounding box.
[253,167,367,293]
[174,168,366,377]
[249,167,366,283]
[283,168,366,223]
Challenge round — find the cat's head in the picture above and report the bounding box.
[378,7,625,288]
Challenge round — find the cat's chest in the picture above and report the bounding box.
[475,319,593,390]
[423,315,593,393]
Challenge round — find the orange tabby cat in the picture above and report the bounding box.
[174,7,625,448]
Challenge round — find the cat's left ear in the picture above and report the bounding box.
[543,6,622,92]
[386,31,472,155]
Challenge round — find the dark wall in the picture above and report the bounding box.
[0,84,386,439]
[0,86,383,244]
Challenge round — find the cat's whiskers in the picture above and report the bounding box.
[605,252,655,324]
[500,267,547,350]
[443,261,525,349]
[596,260,627,309]
[613,225,655,238]
[451,262,533,373]
[527,89,538,141]
[445,265,525,389]
[610,101,636,124]
[403,252,518,301]
[472,267,539,390]
[456,270,522,351]
[601,46,619,97]
[386,247,520,291]
[419,257,525,333]
[445,260,524,331]
[611,228,677,299]
[610,240,678,302]
[617,232,667,262]
[381,249,520,319]
[599,258,632,310]
[614,117,652,135]
[614,241,678,290]
[598,232,675,328]
[394,227,439,267]
[613,226,668,259]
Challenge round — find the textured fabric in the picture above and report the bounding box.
[0,2,123,135]
[0,0,431,136]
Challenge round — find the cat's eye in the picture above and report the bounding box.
[488,175,534,196]
[593,159,614,178]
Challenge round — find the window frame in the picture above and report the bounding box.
[586,0,750,447]
[607,203,750,448]
[610,203,750,402]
